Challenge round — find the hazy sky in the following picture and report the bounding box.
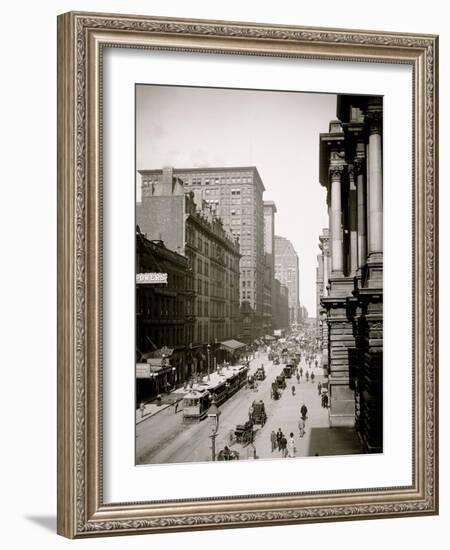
[136,85,336,316]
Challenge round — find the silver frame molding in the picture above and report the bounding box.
[57,11,439,538]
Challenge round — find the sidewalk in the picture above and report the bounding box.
[251,354,364,459]
[135,393,183,425]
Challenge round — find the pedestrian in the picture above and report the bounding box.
[315,359,318,369]
[291,385,296,396]
[287,432,296,458]
[276,428,283,451]
[298,416,306,438]
[296,372,300,384]
[300,403,308,420]
[311,372,315,383]
[280,434,288,458]
[305,370,309,382]
[318,381,322,396]
[270,430,277,452]
[300,367,303,378]
[322,393,329,408]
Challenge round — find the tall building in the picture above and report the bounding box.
[318,94,383,452]
[137,168,241,356]
[274,235,300,326]
[263,201,277,335]
[272,279,290,333]
[139,166,266,342]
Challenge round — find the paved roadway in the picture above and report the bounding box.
[136,351,363,464]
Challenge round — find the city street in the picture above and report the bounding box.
[136,351,363,464]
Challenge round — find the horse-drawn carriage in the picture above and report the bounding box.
[271,381,281,400]
[283,364,293,378]
[255,366,266,380]
[275,374,286,389]
[234,420,255,446]
[249,400,267,426]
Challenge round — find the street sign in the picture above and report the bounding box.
[136,272,168,284]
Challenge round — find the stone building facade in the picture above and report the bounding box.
[272,279,290,333]
[137,167,241,356]
[274,235,300,326]
[318,94,383,453]
[139,166,266,343]
[135,231,193,402]
[263,201,277,336]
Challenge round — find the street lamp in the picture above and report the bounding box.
[207,398,221,461]
[207,344,211,381]
[171,366,177,391]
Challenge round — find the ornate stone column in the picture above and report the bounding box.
[319,230,330,297]
[323,245,330,296]
[354,145,367,273]
[329,165,344,275]
[348,165,358,276]
[366,104,383,263]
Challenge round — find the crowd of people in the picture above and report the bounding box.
[266,348,329,458]
[268,401,309,458]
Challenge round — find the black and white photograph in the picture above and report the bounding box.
[135,85,383,465]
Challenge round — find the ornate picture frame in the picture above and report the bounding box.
[57,11,438,538]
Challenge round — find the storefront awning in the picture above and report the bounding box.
[146,358,166,367]
[142,346,174,359]
[136,362,172,379]
[219,339,246,352]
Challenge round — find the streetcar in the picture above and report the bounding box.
[182,388,211,422]
[182,364,249,422]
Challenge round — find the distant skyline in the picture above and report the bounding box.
[136,85,336,315]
